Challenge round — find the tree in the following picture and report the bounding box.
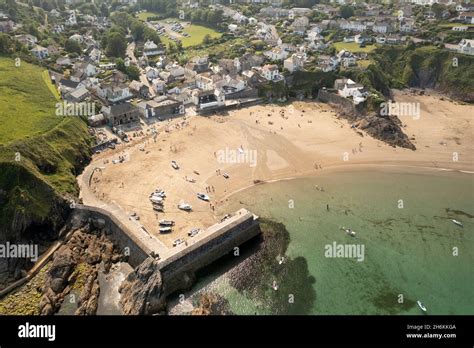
[126,65,140,81]
[0,33,14,53]
[106,32,126,58]
[340,5,354,19]
[131,21,144,41]
[100,3,109,17]
[203,34,212,45]
[65,39,81,54]
[116,58,140,81]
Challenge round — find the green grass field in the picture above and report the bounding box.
[137,11,159,21]
[139,14,221,48]
[333,42,377,53]
[357,59,373,68]
[0,56,61,144]
[160,23,221,48]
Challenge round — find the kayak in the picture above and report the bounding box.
[417,300,427,312]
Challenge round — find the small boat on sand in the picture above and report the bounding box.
[178,202,192,211]
[188,228,200,237]
[171,160,179,170]
[153,205,164,212]
[159,227,172,233]
[197,193,210,201]
[150,196,163,204]
[173,239,185,247]
[159,219,175,226]
[417,300,427,312]
[451,219,463,227]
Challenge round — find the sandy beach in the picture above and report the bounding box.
[79,90,474,247]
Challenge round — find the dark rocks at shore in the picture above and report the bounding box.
[119,257,166,315]
[336,109,415,150]
[191,293,233,315]
[226,219,316,314]
[75,269,100,315]
[39,225,124,315]
[39,245,76,315]
[355,113,416,150]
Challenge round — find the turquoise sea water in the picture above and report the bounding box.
[176,167,474,315]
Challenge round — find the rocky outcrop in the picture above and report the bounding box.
[39,245,76,315]
[191,293,233,315]
[75,269,100,315]
[119,257,166,315]
[39,226,124,315]
[354,113,416,150]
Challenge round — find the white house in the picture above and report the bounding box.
[456,5,469,12]
[195,73,215,91]
[97,82,133,104]
[74,61,97,77]
[371,22,391,34]
[458,12,474,24]
[307,30,324,42]
[264,47,289,61]
[89,48,102,64]
[65,11,77,26]
[145,66,160,81]
[340,20,367,32]
[284,53,306,73]
[167,64,185,79]
[30,45,49,59]
[458,39,474,55]
[15,34,37,47]
[143,40,163,57]
[400,21,415,32]
[291,16,310,35]
[151,79,166,94]
[261,64,281,81]
[69,33,84,43]
[228,24,238,32]
[336,78,367,104]
[214,75,246,94]
[192,88,225,110]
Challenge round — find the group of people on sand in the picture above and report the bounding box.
[314,163,323,170]
[205,185,215,193]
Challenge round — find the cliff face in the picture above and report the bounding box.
[0,117,92,287]
[373,45,474,103]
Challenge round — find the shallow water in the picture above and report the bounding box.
[97,262,132,315]
[170,167,474,315]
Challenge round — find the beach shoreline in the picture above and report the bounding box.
[79,90,474,247]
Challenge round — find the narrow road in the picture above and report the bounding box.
[126,41,156,97]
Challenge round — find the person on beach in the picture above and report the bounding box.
[327,204,329,211]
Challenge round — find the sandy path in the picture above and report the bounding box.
[79,91,473,248]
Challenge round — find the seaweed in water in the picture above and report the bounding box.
[227,218,316,315]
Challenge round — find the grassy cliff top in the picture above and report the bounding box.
[0,56,62,145]
[0,56,92,239]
